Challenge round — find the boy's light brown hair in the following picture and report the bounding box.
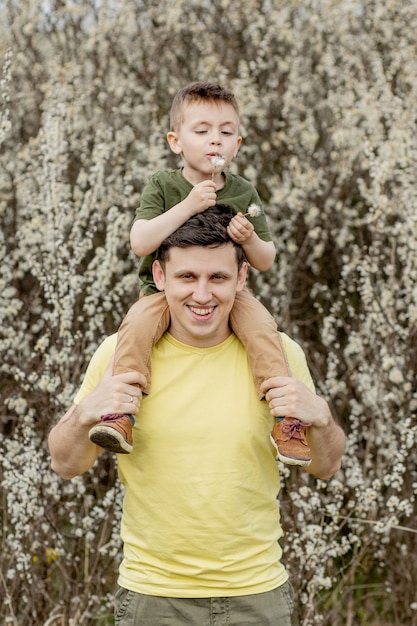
[169,82,240,132]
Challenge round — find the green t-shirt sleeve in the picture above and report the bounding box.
[134,174,166,222]
[134,171,192,223]
[245,188,272,243]
[246,198,272,243]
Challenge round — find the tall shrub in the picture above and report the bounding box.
[1,1,416,624]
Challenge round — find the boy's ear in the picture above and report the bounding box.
[234,136,242,157]
[167,131,182,155]
[152,260,166,291]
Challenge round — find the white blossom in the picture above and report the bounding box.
[1,0,417,623]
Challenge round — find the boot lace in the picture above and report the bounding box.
[281,418,311,441]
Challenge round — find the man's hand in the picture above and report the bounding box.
[260,376,331,428]
[261,376,345,480]
[79,357,147,427]
[48,358,148,479]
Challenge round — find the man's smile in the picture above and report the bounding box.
[188,305,215,317]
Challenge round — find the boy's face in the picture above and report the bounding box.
[167,101,242,185]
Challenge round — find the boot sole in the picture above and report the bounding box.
[89,425,133,454]
[277,452,312,467]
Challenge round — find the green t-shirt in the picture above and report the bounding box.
[134,169,272,294]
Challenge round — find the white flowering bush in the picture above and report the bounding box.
[1,1,416,624]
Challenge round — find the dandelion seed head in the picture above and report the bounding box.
[246,203,261,217]
[210,155,226,169]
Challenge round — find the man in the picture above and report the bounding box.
[49,205,345,625]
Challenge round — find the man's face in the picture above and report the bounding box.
[153,243,247,347]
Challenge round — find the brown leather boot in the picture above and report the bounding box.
[272,417,312,466]
[89,414,134,454]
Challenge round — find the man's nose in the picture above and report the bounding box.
[193,281,211,302]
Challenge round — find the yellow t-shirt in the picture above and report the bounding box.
[75,331,314,597]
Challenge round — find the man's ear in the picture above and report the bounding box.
[152,260,166,291]
[167,131,182,155]
[236,262,248,292]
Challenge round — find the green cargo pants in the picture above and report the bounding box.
[114,580,294,625]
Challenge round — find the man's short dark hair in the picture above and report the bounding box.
[157,205,246,268]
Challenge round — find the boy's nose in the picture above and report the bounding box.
[210,131,222,145]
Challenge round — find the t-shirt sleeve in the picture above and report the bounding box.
[133,174,166,222]
[280,333,316,391]
[243,185,272,242]
[73,334,118,405]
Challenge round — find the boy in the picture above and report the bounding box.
[89,82,311,466]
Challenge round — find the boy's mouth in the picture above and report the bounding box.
[209,154,226,167]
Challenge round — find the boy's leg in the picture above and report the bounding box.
[113,292,170,394]
[89,292,170,454]
[230,289,291,397]
[230,289,311,467]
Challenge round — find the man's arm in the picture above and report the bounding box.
[48,357,146,480]
[260,376,345,480]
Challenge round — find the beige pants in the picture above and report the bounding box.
[114,288,290,399]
